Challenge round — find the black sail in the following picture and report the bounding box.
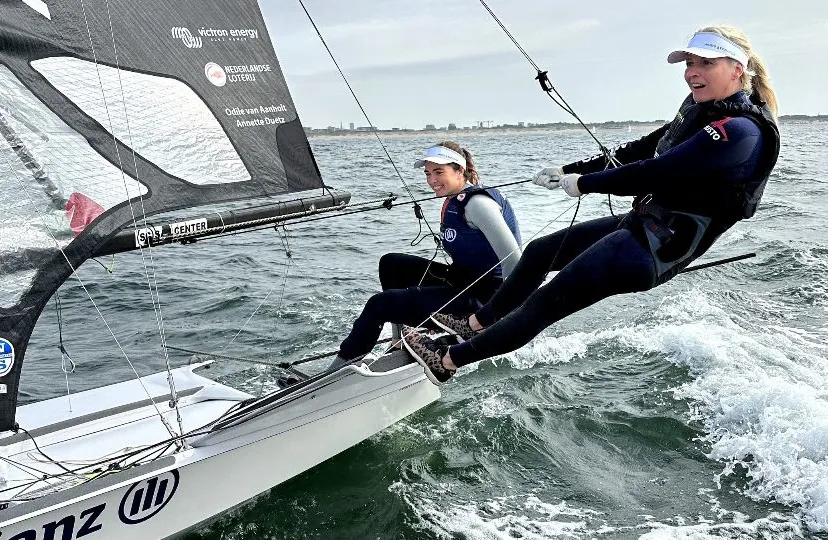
[0,0,329,430]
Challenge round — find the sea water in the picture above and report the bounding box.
[24,122,828,539]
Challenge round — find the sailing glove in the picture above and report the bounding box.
[531,166,564,189]
[560,174,583,197]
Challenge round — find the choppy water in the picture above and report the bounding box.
[24,123,828,539]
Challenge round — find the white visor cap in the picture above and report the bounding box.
[667,32,749,66]
[413,145,467,170]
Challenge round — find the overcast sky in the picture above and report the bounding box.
[261,1,827,129]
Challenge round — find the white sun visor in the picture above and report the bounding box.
[413,145,466,169]
[667,32,749,66]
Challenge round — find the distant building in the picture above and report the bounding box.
[447,123,457,130]
[425,124,436,130]
[518,122,525,128]
[349,122,355,130]
[357,126,377,131]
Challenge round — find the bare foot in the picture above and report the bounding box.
[469,314,484,333]
[442,351,458,371]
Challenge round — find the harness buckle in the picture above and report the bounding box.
[635,194,653,216]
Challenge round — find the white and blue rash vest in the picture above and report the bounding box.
[440,186,522,280]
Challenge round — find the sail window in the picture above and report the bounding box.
[32,57,251,185]
[0,64,149,307]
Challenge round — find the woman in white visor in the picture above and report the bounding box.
[403,25,781,385]
[329,140,522,371]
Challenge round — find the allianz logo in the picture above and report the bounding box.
[171,27,203,48]
[118,470,180,524]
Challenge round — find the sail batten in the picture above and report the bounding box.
[0,0,327,430]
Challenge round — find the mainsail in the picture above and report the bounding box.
[0,0,343,430]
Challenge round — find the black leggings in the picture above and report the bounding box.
[338,253,499,360]
[450,215,658,367]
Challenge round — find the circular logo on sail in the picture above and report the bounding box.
[0,338,14,378]
[118,469,180,524]
[443,228,457,242]
[204,62,226,87]
[171,27,203,49]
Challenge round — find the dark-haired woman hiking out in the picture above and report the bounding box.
[328,140,523,369]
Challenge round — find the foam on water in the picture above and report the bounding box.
[563,286,828,533]
[391,483,614,540]
[637,513,803,539]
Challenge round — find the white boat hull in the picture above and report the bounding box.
[0,355,439,539]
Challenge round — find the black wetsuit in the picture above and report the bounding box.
[337,186,521,361]
[449,91,780,367]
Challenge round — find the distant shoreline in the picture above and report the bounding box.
[305,115,826,138]
[306,121,664,138]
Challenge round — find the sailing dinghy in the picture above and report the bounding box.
[0,0,439,537]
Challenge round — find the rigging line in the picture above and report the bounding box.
[367,197,584,362]
[219,229,295,373]
[259,230,295,397]
[1,420,222,500]
[2,432,195,501]
[194,186,579,245]
[296,0,442,242]
[181,199,396,243]
[223,288,275,352]
[476,0,618,159]
[0,455,58,484]
[4,157,178,441]
[16,426,81,478]
[397,178,535,207]
[474,1,627,271]
[477,0,540,71]
[97,0,183,433]
[74,0,183,438]
[54,292,76,410]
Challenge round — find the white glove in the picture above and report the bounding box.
[560,174,582,197]
[531,166,563,190]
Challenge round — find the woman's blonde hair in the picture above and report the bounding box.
[697,24,778,119]
[438,140,479,185]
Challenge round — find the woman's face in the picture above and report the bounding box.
[424,161,465,197]
[684,53,743,103]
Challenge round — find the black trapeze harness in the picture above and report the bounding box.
[626,93,780,283]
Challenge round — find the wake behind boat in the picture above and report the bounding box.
[0,0,438,537]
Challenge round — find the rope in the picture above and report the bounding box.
[297,0,446,286]
[296,0,442,249]
[477,0,621,213]
[54,292,76,410]
[76,0,184,443]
